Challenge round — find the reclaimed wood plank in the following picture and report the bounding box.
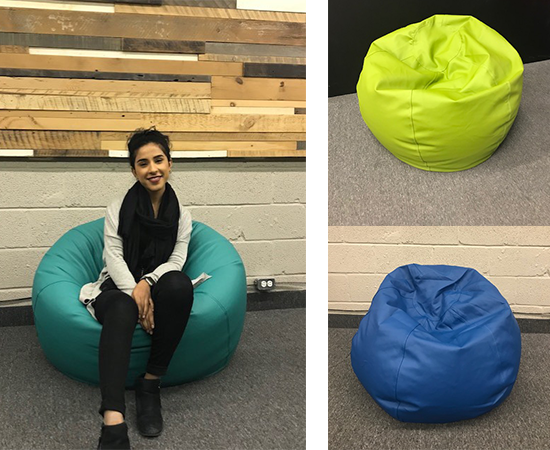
[100,131,306,141]
[0,44,26,53]
[228,149,305,157]
[122,38,205,54]
[102,140,296,150]
[0,111,306,132]
[162,0,236,7]
[0,93,210,113]
[0,68,210,82]
[297,141,306,150]
[0,130,101,149]
[205,42,305,58]
[236,0,306,13]
[0,130,305,152]
[0,1,114,13]
[0,76,211,97]
[211,106,294,115]
[294,108,306,114]
[34,148,109,157]
[211,76,305,100]
[243,63,305,79]
[171,150,227,158]
[0,149,33,156]
[0,54,241,76]
[0,32,122,51]
[29,47,199,61]
[78,0,161,3]
[211,99,306,108]
[107,149,230,158]
[115,4,305,22]
[0,8,306,46]
[200,53,305,65]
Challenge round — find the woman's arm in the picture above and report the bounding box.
[104,197,138,294]
[141,207,193,283]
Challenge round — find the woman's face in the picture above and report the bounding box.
[131,142,173,197]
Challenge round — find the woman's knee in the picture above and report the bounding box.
[102,293,139,323]
[157,271,193,295]
[155,271,194,307]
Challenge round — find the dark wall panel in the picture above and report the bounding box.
[329,0,550,97]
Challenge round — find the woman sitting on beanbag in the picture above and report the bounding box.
[79,126,194,449]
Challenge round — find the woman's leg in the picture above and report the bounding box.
[146,270,194,377]
[94,290,139,422]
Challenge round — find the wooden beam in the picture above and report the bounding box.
[211,99,306,108]
[210,106,295,115]
[161,0,235,7]
[0,1,115,13]
[243,63,306,79]
[0,129,306,150]
[100,131,306,140]
[0,111,307,132]
[0,7,306,46]
[204,42,305,58]
[28,47,199,61]
[0,54,241,76]
[211,76,305,100]
[199,54,305,65]
[0,68,211,82]
[236,0,306,13]
[0,76,211,97]
[34,148,109,157]
[0,31,122,51]
[0,130,101,149]
[114,4,305,22]
[227,149,305,157]
[0,44,27,53]
[122,38,205,54]
[0,93,210,113]
[101,140,297,150]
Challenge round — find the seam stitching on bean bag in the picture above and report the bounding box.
[204,291,232,367]
[409,89,430,170]
[395,323,420,421]
[34,279,81,311]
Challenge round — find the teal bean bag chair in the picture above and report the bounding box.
[32,219,247,388]
[357,14,524,172]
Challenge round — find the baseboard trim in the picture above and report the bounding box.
[0,290,306,327]
[328,313,550,334]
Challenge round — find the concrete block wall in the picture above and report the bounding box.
[329,226,550,319]
[0,159,305,304]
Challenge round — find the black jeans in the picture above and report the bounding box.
[94,270,194,418]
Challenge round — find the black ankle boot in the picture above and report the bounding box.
[135,373,163,437]
[97,422,130,450]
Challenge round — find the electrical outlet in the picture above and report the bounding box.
[255,278,275,291]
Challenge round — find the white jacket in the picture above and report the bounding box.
[79,194,192,321]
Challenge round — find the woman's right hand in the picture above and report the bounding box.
[132,280,152,322]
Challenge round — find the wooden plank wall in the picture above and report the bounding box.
[0,0,306,159]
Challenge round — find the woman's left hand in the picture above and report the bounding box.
[139,299,155,335]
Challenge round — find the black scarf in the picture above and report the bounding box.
[117,180,180,283]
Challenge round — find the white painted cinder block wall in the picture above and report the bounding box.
[329,227,550,319]
[0,159,305,304]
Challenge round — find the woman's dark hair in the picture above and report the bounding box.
[127,126,172,168]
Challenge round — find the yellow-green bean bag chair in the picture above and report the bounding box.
[357,14,523,172]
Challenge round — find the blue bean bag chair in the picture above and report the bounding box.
[351,264,521,423]
[32,218,247,388]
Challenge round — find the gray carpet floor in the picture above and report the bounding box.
[328,60,550,226]
[329,327,550,450]
[0,309,305,450]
